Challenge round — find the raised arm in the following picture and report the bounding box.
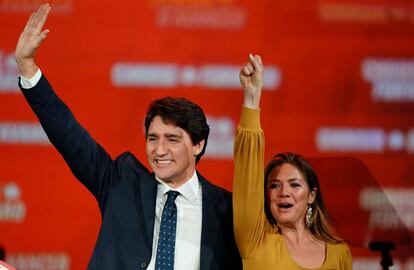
[15,3,50,78]
[233,54,268,258]
[14,5,121,208]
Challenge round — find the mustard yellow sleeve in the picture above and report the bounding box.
[233,107,267,259]
[341,243,353,270]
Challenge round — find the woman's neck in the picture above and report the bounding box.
[279,223,314,245]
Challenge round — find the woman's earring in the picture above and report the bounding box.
[305,205,313,227]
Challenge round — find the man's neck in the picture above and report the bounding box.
[156,171,197,189]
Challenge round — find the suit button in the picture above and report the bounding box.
[139,262,147,269]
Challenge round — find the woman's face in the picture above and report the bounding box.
[267,163,316,228]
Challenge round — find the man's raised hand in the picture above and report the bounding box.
[15,4,51,78]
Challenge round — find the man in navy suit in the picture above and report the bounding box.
[15,4,241,270]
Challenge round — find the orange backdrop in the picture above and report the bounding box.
[1,0,414,269]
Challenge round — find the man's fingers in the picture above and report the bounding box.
[15,3,51,61]
[31,6,43,26]
[34,4,51,33]
[23,4,50,35]
[38,29,50,42]
[24,13,36,32]
[29,4,49,31]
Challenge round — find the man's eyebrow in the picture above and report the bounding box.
[146,133,183,139]
[165,133,182,139]
[147,132,158,137]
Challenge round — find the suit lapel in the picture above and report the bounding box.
[139,172,158,251]
[137,170,227,269]
[199,173,224,270]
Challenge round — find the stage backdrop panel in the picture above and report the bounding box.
[1,0,414,269]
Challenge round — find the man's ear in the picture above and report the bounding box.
[193,139,205,156]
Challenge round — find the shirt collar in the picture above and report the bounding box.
[155,171,200,202]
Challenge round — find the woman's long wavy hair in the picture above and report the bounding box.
[264,152,343,243]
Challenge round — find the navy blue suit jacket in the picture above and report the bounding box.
[20,75,241,270]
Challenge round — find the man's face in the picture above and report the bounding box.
[146,116,204,188]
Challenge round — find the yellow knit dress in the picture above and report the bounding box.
[233,107,352,270]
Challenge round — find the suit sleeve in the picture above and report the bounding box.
[233,107,268,258]
[20,75,119,208]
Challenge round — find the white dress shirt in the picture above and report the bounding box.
[20,68,42,89]
[20,71,204,269]
[148,172,202,270]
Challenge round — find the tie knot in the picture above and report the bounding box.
[166,190,180,203]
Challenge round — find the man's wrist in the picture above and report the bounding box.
[15,58,38,79]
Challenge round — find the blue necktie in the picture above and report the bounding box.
[155,190,180,270]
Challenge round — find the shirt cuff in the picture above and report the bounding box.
[20,68,42,89]
[239,106,261,131]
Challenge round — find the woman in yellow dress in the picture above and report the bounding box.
[233,54,352,269]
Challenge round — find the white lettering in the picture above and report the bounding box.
[0,201,26,222]
[0,122,50,145]
[8,253,70,270]
[360,188,414,230]
[204,116,234,159]
[361,58,414,103]
[156,6,246,30]
[316,127,385,152]
[111,62,281,90]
